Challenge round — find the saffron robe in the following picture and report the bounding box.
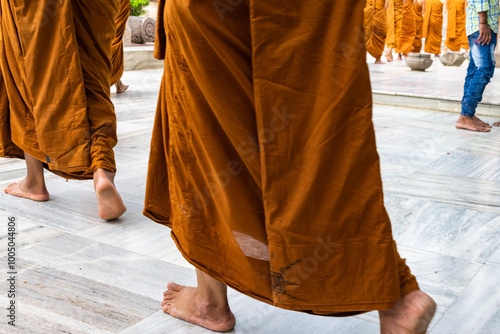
[111,0,131,86]
[145,0,420,315]
[422,0,444,55]
[386,0,405,48]
[365,0,388,60]
[412,1,425,53]
[445,0,469,51]
[0,0,119,180]
[396,0,417,54]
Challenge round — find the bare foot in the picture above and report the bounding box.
[494,120,500,127]
[4,178,50,201]
[379,290,436,334]
[375,58,386,64]
[397,53,403,61]
[473,116,492,128]
[403,53,409,59]
[162,282,236,332]
[93,169,126,220]
[115,80,129,94]
[455,115,491,132]
[385,51,394,62]
[435,54,440,58]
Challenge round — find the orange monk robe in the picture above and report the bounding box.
[111,0,131,86]
[145,0,420,315]
[412,1,424,53]
[0,0,119,180]
[364,0,388,60]
[422,0,444,55]
[445,0,469,51]
[386,0,405,48]
[396,0,417,54]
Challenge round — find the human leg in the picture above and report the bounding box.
[456,32,496,132]
[4,152,49,201]
[161,269,235,332]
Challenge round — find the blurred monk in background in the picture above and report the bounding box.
[0,0,126,220]
[412,0,425,52]
[445,0,469,52]
[365,0,388,63]
[423,0,444,57]
[112,0,131,93]
[396,0,418,58]
[145,0,436,333]
[386,0,405,61]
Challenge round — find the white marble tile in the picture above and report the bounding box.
[430,265,500,334]
[384,170,500,214]
[385,195,500,263]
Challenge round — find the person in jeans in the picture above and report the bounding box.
[456,0,499,132]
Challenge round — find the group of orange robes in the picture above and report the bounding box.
[422,0,444,55]
[386,0,405,50]
[396,0,417,54]
[111,0,131,86]
[412,1,425,53]
[445,0,469,52]
[364,0,388,61]
[145,0,420,314]
[0,0,119,180]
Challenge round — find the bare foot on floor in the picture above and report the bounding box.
[93,169,126,220]
[455,115,491,132]
[397,53,403,61]
[494,120,500,127]
[162,282,236,332]
[115,80,129,94]
[375,58,386,64]
[4,178,50,202]
[380,290,436,334]
[385,51,394,62]
[474,116,492,128]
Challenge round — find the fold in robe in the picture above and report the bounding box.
[145,0,419,314]
[422,0,443,55]
[396,0,417,54]
[445,0,469,51]
[0,0,118,180]
[111,0,130,86]
[365,0,388,60]
[386,0,405,48]
[412,1,424,53]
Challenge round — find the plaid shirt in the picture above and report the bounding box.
[466,0,500,35]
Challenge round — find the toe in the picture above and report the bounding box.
[167,282,183,292]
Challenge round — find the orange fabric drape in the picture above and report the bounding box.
[111,0,131,86]
[396,0,417,54]
[445,0,469,51]
[422,0,443,54]
[145,0,420,315]
[364,0,388,59]
[0,0,119,179]
[412,1,424,53]
[386,0,405,48]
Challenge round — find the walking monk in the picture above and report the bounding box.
[112,0,131,94]
[423,0,444,56]
[412,0,425,52]
[365,0,388,64]
[396,0,418,57]
[144,0,436,332]
[445,0,469,52]
[0,0,126,220]
[386,0,405,61]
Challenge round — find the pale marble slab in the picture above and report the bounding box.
[1,256,159,333]
[430,264,500,333]
[384,170,500,214]
[385,195,500,263]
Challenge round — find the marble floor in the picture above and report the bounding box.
[368,53,500,106]
[1,69,500,334]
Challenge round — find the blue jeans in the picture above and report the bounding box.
[461,31,497,117]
